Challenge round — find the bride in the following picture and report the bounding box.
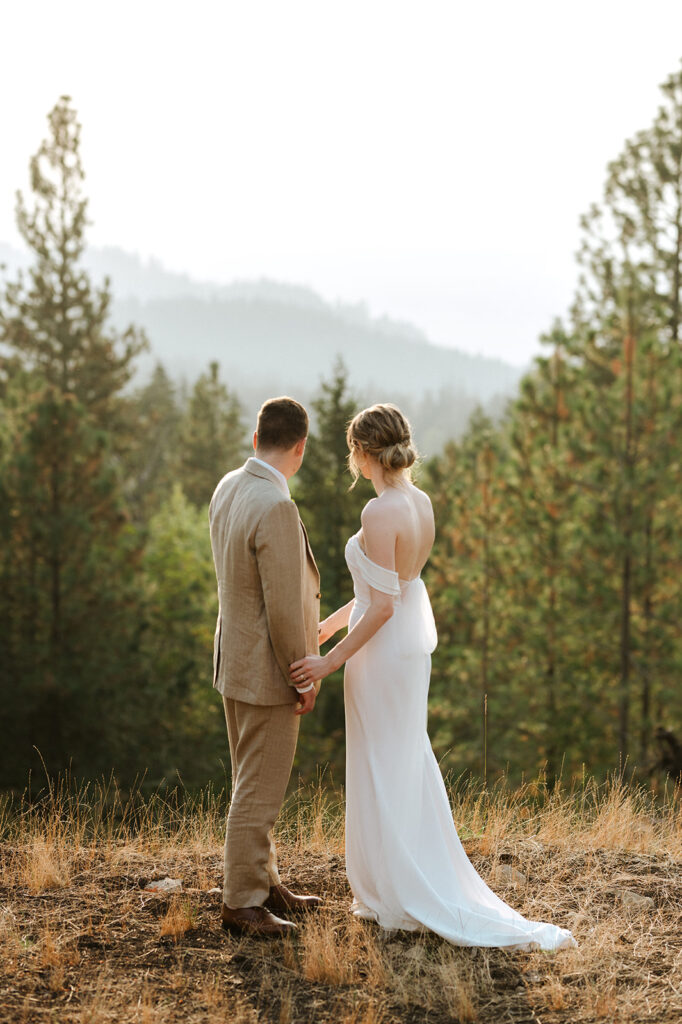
[290,403,576,951]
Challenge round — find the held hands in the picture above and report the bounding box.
[291,603,350,693]
[290,654,331,689]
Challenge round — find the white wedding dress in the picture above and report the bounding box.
[343,532,577,951]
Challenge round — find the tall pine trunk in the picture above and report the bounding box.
[618,332,635,763]
[671,154,682,342]
[479,445,493,786]
[545,349,563,784]
[47,437,65,767]
[640,516,654,764]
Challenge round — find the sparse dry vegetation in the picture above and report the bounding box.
[0,772,680,1023]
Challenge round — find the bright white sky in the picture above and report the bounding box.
[2,1,682,364]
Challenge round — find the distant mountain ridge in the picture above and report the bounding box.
[1,242,527,450]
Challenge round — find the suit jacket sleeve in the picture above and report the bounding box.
[255,498,309,687]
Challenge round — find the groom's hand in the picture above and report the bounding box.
[294,686,317,716]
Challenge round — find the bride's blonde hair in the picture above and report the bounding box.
[346,403,418,487]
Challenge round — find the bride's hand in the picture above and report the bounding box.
[290,654,330,687]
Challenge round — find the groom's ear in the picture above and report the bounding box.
[252,430,258,452]
[294,437,307,457]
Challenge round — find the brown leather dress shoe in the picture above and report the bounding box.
[265,883,322,915]
[221,903,296,938]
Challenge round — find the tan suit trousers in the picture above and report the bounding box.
[223,696,300,907]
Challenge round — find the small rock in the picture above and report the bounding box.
[618,889,655,913]
[207,887,222,895]
[144,877,183,894]
[495,864,527,886]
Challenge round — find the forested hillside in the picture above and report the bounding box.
[0,241,523,454]
[1,74,681,793]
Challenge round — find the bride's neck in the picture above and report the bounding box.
[370,468,409,496]
[368,462,387,494]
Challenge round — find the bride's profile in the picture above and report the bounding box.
[290,403,576,951]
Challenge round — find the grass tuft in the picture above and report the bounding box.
[158,896,198,941]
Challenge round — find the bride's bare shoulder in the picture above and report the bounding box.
[362,498,402,543]
[411,483,433,508]
[361,496,391,526]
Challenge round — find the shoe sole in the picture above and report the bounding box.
[221,920,297,938]
[264,900,323,916]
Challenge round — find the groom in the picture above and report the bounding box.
[209,396,322,937]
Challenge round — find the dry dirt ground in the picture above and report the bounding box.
[1,824,681,1024]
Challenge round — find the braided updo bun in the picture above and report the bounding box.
[346,403,418,486]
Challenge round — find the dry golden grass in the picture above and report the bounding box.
[296,908,388,986]
[0,770,680,1023]
[158,896,198,941]
[335,998,388,1024]
[22,836,70,893]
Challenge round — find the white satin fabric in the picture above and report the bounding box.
[343,533,577,951]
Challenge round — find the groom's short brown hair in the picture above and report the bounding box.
[256,397,309,450]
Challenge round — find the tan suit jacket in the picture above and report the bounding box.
[209,458,320,706]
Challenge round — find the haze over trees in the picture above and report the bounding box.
[0,239,524,455]
[1,71,682,792]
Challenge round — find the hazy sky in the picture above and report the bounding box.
[3,1,682,365]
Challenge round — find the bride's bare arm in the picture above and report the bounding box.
[319,600,355,644]
[290,503,397,685]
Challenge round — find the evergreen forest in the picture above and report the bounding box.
[2,74,682,795]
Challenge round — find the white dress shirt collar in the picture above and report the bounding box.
[251,457,290,497]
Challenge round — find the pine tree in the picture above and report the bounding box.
[294,359,372,777]
[0,96,146,434]
[571,65,682,766]
[505,325,586,782]
[0,380,143,782]
[176,361,246,507]
[139,486,224,784]
[566,280,682,769]
[0,97,147,785]
[425,410,515,785]
[125,362,182,520]
[423,67,682,784]
[599,64,682,343]
[593,65,682,764]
